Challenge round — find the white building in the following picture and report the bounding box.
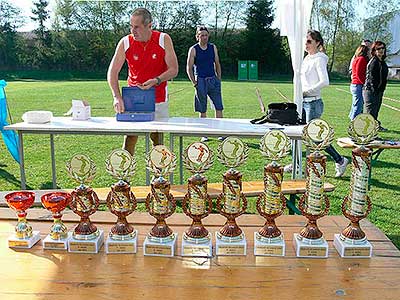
[387,12,400,79]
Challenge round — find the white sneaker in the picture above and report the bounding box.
[217,136,226,141]
[200,136,209,142]
[283,164,293,173]
[335,157,349,177]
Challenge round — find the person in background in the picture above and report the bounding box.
[363,41,389,132]
[107,8,178,155]
[348,39,372,75]
[301,29,349,177]
[186,25,224,142]
[349,45,369,120]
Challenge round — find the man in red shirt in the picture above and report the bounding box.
[107,8,178,155]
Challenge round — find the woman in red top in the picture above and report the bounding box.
[349,45,369,120]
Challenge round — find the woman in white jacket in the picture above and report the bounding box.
[301,30,348,177]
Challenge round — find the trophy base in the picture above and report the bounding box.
[215,232,247,256]
[143,233,178,257]
[293,233,328,258]
[43,233,70,250]
[105,230,138,254]
[254,232,285,256]
[333,234,372,258]
[8,231,41,249]
[181,233,213,257]
[68,230,104,253]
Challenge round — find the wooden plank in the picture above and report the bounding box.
[0,179,335,207]
[0,215,399,300]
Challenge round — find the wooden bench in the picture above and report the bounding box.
[0,180,335,215]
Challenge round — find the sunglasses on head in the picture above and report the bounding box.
[376,46,385,50]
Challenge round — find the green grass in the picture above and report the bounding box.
[1,80,399,248]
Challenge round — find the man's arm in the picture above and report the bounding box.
[186,46,197,86]
[141,34,178,89]
[214,44,221,80]
[107,39,126,113]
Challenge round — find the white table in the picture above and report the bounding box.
[5,117,304,189]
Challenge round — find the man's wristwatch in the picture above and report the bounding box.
[155,77,161,86]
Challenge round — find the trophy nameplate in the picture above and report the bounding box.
[5,191,41,249]
[66,154,104,253]
[215,137,248,256]
[181,142,214,257]
[104,149,138,254]
[254,130,290,257]
[143,145,178,257]
[294,119,334,258]
[334,114,378,258]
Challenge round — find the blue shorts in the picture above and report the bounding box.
[194,76,223,113]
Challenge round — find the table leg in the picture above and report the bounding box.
[18,132,26,189]
[292,140,303,179]
[179,136,183,185]
[145,133,150,185]
[50,134,57,189]
[169,133,174,184]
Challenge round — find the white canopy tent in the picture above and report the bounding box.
[276,0,314,178]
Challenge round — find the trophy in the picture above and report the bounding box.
[215,137,249,256]
[334,113,378,258]
[104,149,138,254]
[294,119,334,258]
[5,191,41,248]
[66,154,104,253]
[41,191,71,250]
[143,145,178,257]
[181,142,214,257]
[254,130,291,256]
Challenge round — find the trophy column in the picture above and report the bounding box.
[294,119,333,258]
[66,154,104,253]
[334,113,378,258]
[254,130,290,256]
[5,191,41,248]
[104,149,138,254]
[143,145,178,257]
[215,137,248,256]
[181,142,214,257]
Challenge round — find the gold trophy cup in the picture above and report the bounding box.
[66,154,104,253]
[41,191,71,250]
[143,145,178,257]
[181,142,214,257]
[294,119,334,258]
[334,113,378,257]
[5,191,41,248]
[215,137,249,256]
[104,149,138,254]
[254,130,291,256]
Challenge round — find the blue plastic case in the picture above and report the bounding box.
[116,86,155,122]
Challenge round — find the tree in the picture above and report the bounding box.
[0,0,24,69]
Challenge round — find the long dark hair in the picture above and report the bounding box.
[307,29,325,53]
[370,41,387,60]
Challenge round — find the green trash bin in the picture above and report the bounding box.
[238,60,248,80]
[248,60,258,81]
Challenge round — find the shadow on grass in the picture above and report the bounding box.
[386,234,400,250]
[0,165,33,190]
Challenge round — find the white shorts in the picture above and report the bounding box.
[155,101,169,120]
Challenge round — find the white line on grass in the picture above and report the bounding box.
[335,87,400,112]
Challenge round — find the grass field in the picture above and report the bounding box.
[1,79,399,248]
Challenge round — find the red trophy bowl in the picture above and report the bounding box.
[41,192,71,240]
[5,191,36,239]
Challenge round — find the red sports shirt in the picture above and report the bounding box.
[123,30,168,103]
[351,56,367,85]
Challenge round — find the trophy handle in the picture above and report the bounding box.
[342,195,372,221]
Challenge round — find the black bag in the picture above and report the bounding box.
[250,102,305,125]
